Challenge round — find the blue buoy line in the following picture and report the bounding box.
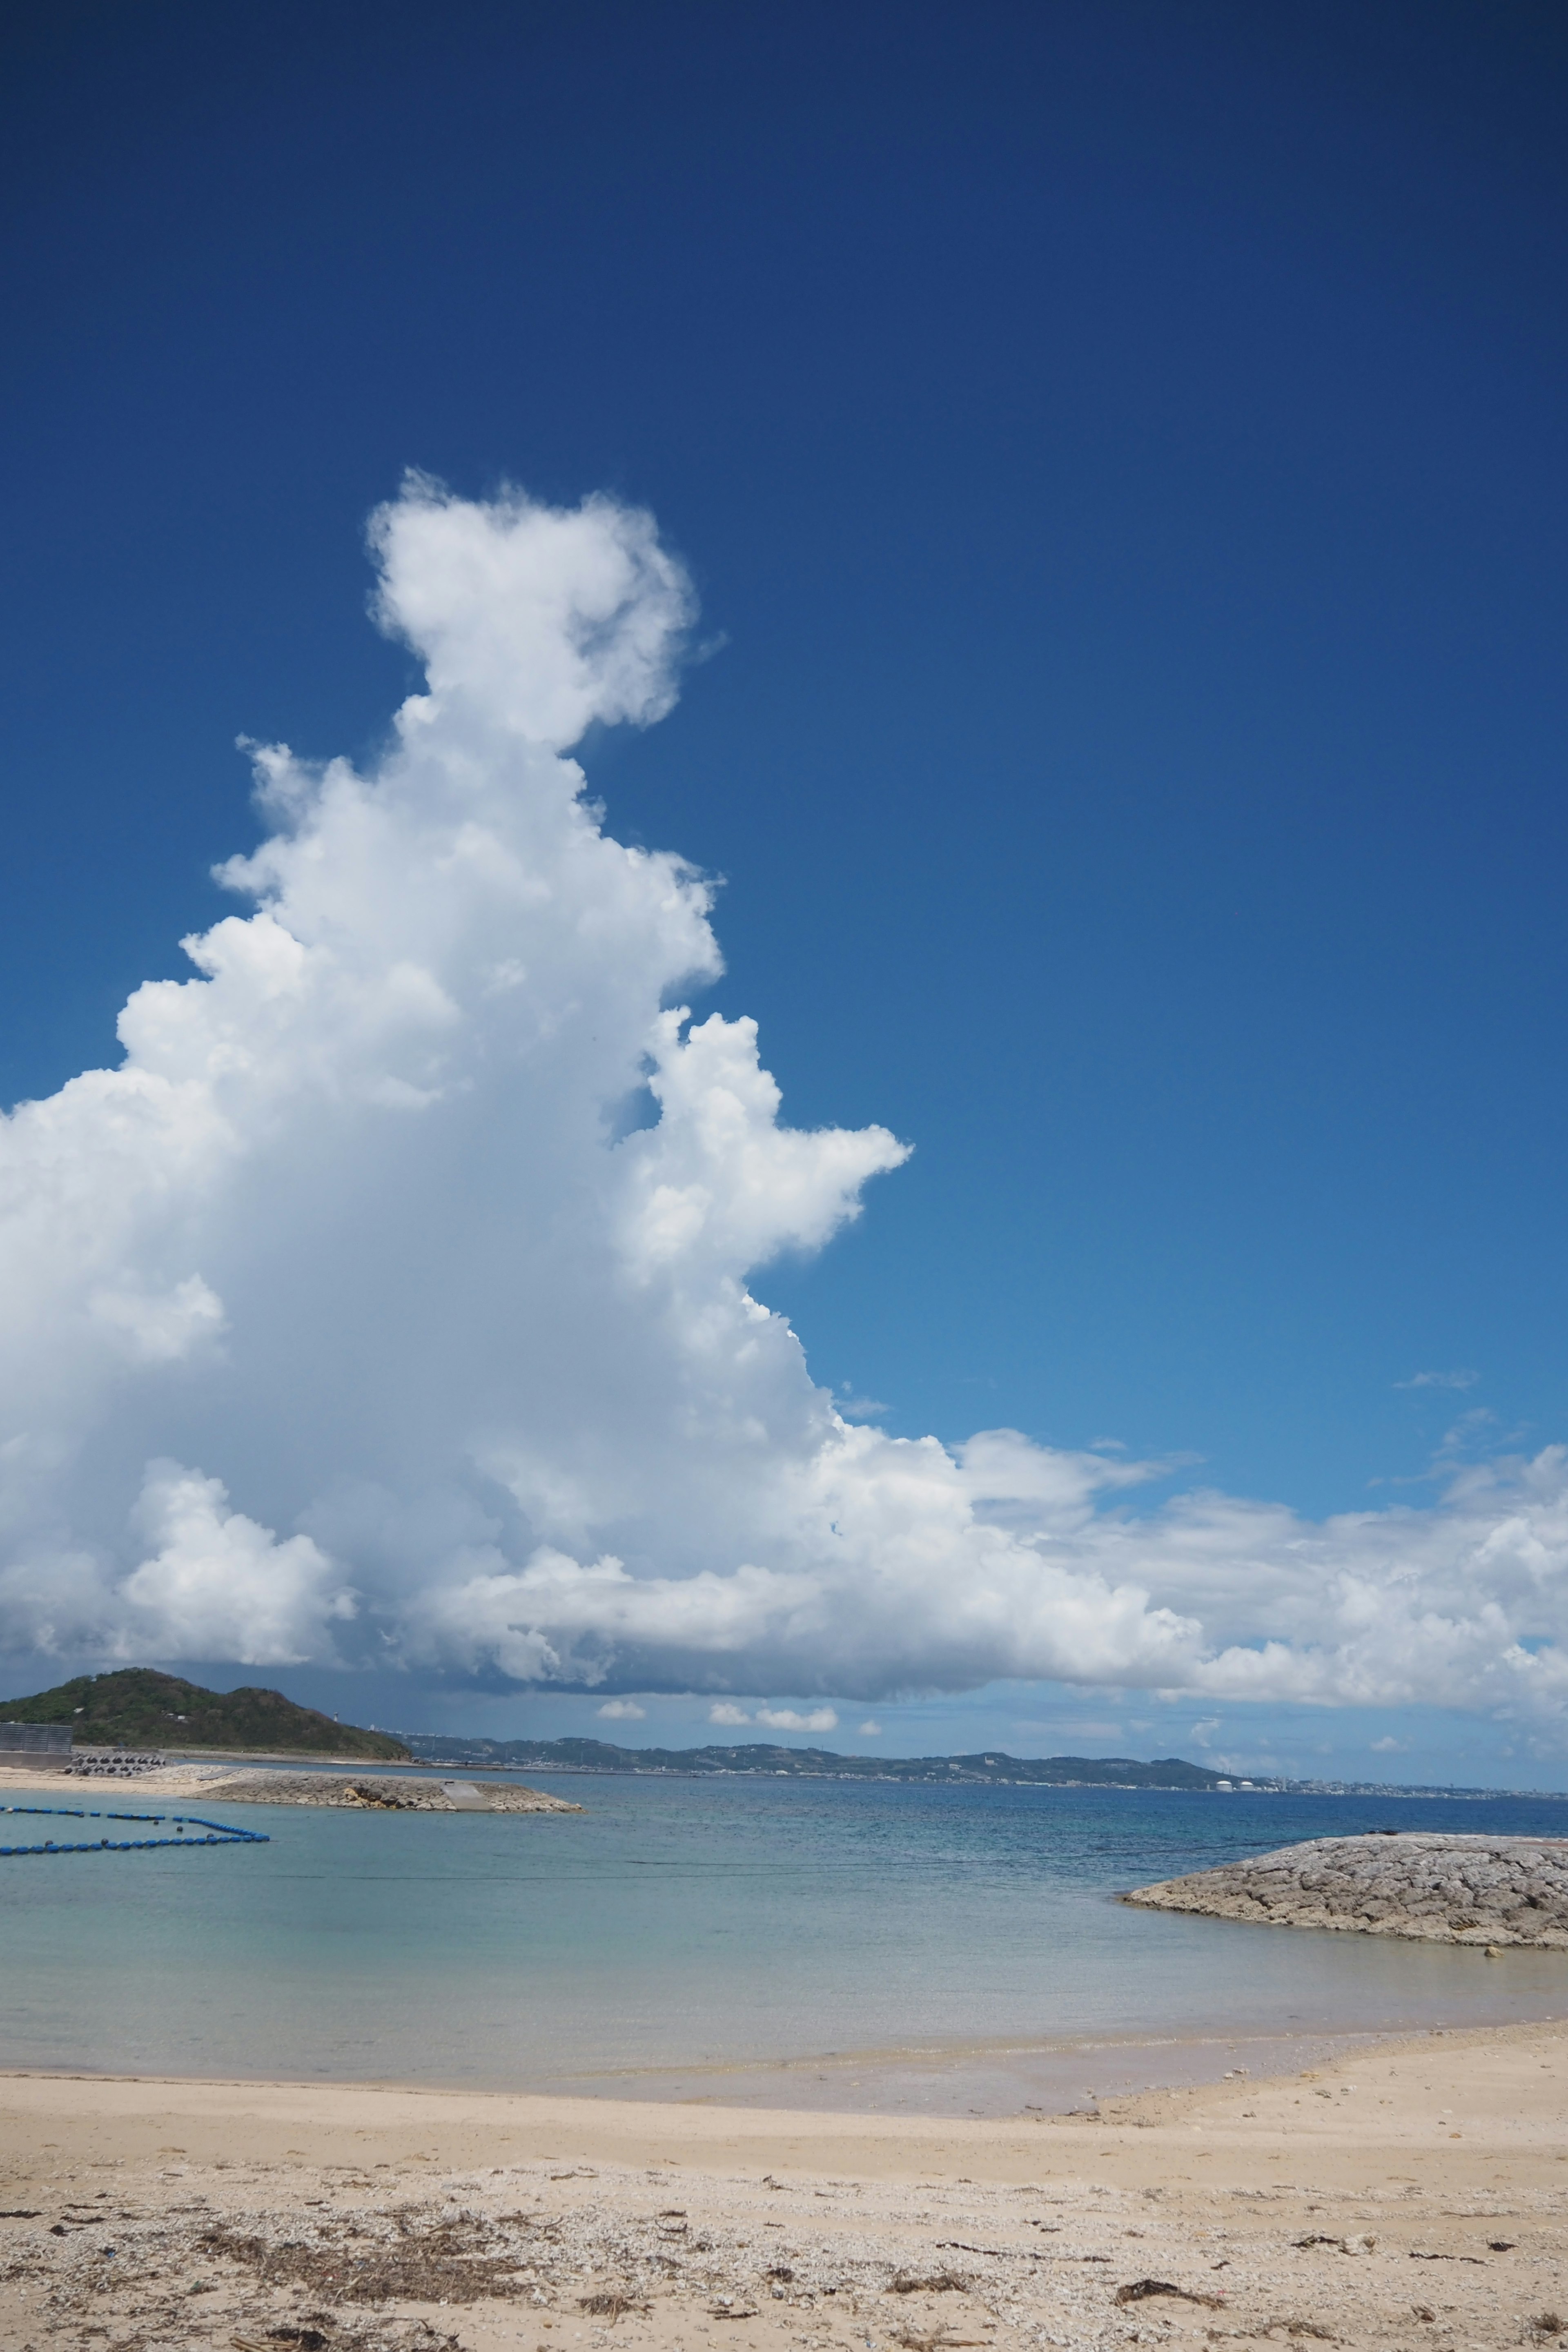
[0,1805,268,1858]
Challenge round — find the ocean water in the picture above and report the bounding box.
[3,1776,1566,2112]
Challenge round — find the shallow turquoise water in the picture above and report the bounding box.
[3,1778,1565,2103]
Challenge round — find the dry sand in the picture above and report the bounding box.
[0,1763,240,1802]
[0,1766,578,1813]
[4,2021,1568,2352]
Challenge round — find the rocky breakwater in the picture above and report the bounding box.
[1123,1831,1568,1946]
[212,1771,583,1813]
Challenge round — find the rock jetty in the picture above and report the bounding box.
[212,1771,582,1813]
[1123,1831,1568,1946]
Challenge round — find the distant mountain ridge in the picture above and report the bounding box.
[399,1734,1243,1788]
[1,1668,409,1760]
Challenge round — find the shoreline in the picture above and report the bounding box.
[0,1762,577,1811]
[7,2005,1567,2165]
[7,2008,1568,2120]
[9,2005,1568,2180]
[10,1771,1568,2118]
[5,2019,1568,2350]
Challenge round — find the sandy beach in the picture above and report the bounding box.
[0,1766,578,1813]
[3,2020,1567,2352]
[0,1764,308,1802]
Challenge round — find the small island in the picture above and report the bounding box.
[1124,1829,1568,1946]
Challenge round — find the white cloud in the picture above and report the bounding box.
[1369,1735,1409,1753]
[707,1701,839,1733]
[122,1462,354,1666]
[858,1719,883,1735]
[596,1697,646,1720]
[1396,1370,1480,1392]
[4,477,1568,1732]
[89,1274,227,1366]
[369,473,693,746]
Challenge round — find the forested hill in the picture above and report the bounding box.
[401,1735,1243,1788]
[1,1668,409,1759]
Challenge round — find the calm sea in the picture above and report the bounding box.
[4,1776,1566,2113]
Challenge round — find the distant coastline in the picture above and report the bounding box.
[6,1664,1565,1799]
[393,1732,1568,1799]
[399,1735,1233,1787]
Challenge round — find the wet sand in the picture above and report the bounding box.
[3,2019,1568,2351]
[535,2026,1450,2118]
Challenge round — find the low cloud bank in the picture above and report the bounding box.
[2,476,1566,1728]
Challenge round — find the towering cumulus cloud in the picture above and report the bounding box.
[2,476,1567,1723]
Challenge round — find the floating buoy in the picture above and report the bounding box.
[0,1805,267,1859]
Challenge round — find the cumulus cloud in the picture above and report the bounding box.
[709,1702,839,1733]
[1396,1370,1480,1392]
[596,1698,646,1720]
[4,474,1568,1732]
[123,1463,354,1666]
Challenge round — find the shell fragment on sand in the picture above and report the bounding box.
[1123,1831,1568,1944]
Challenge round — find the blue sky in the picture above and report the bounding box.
[3,2,1568,1784]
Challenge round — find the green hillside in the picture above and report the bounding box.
[0,1668,408,1759]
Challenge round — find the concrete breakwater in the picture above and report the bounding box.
[1123,1831,1568,1946]
[213,1771,582,1813]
